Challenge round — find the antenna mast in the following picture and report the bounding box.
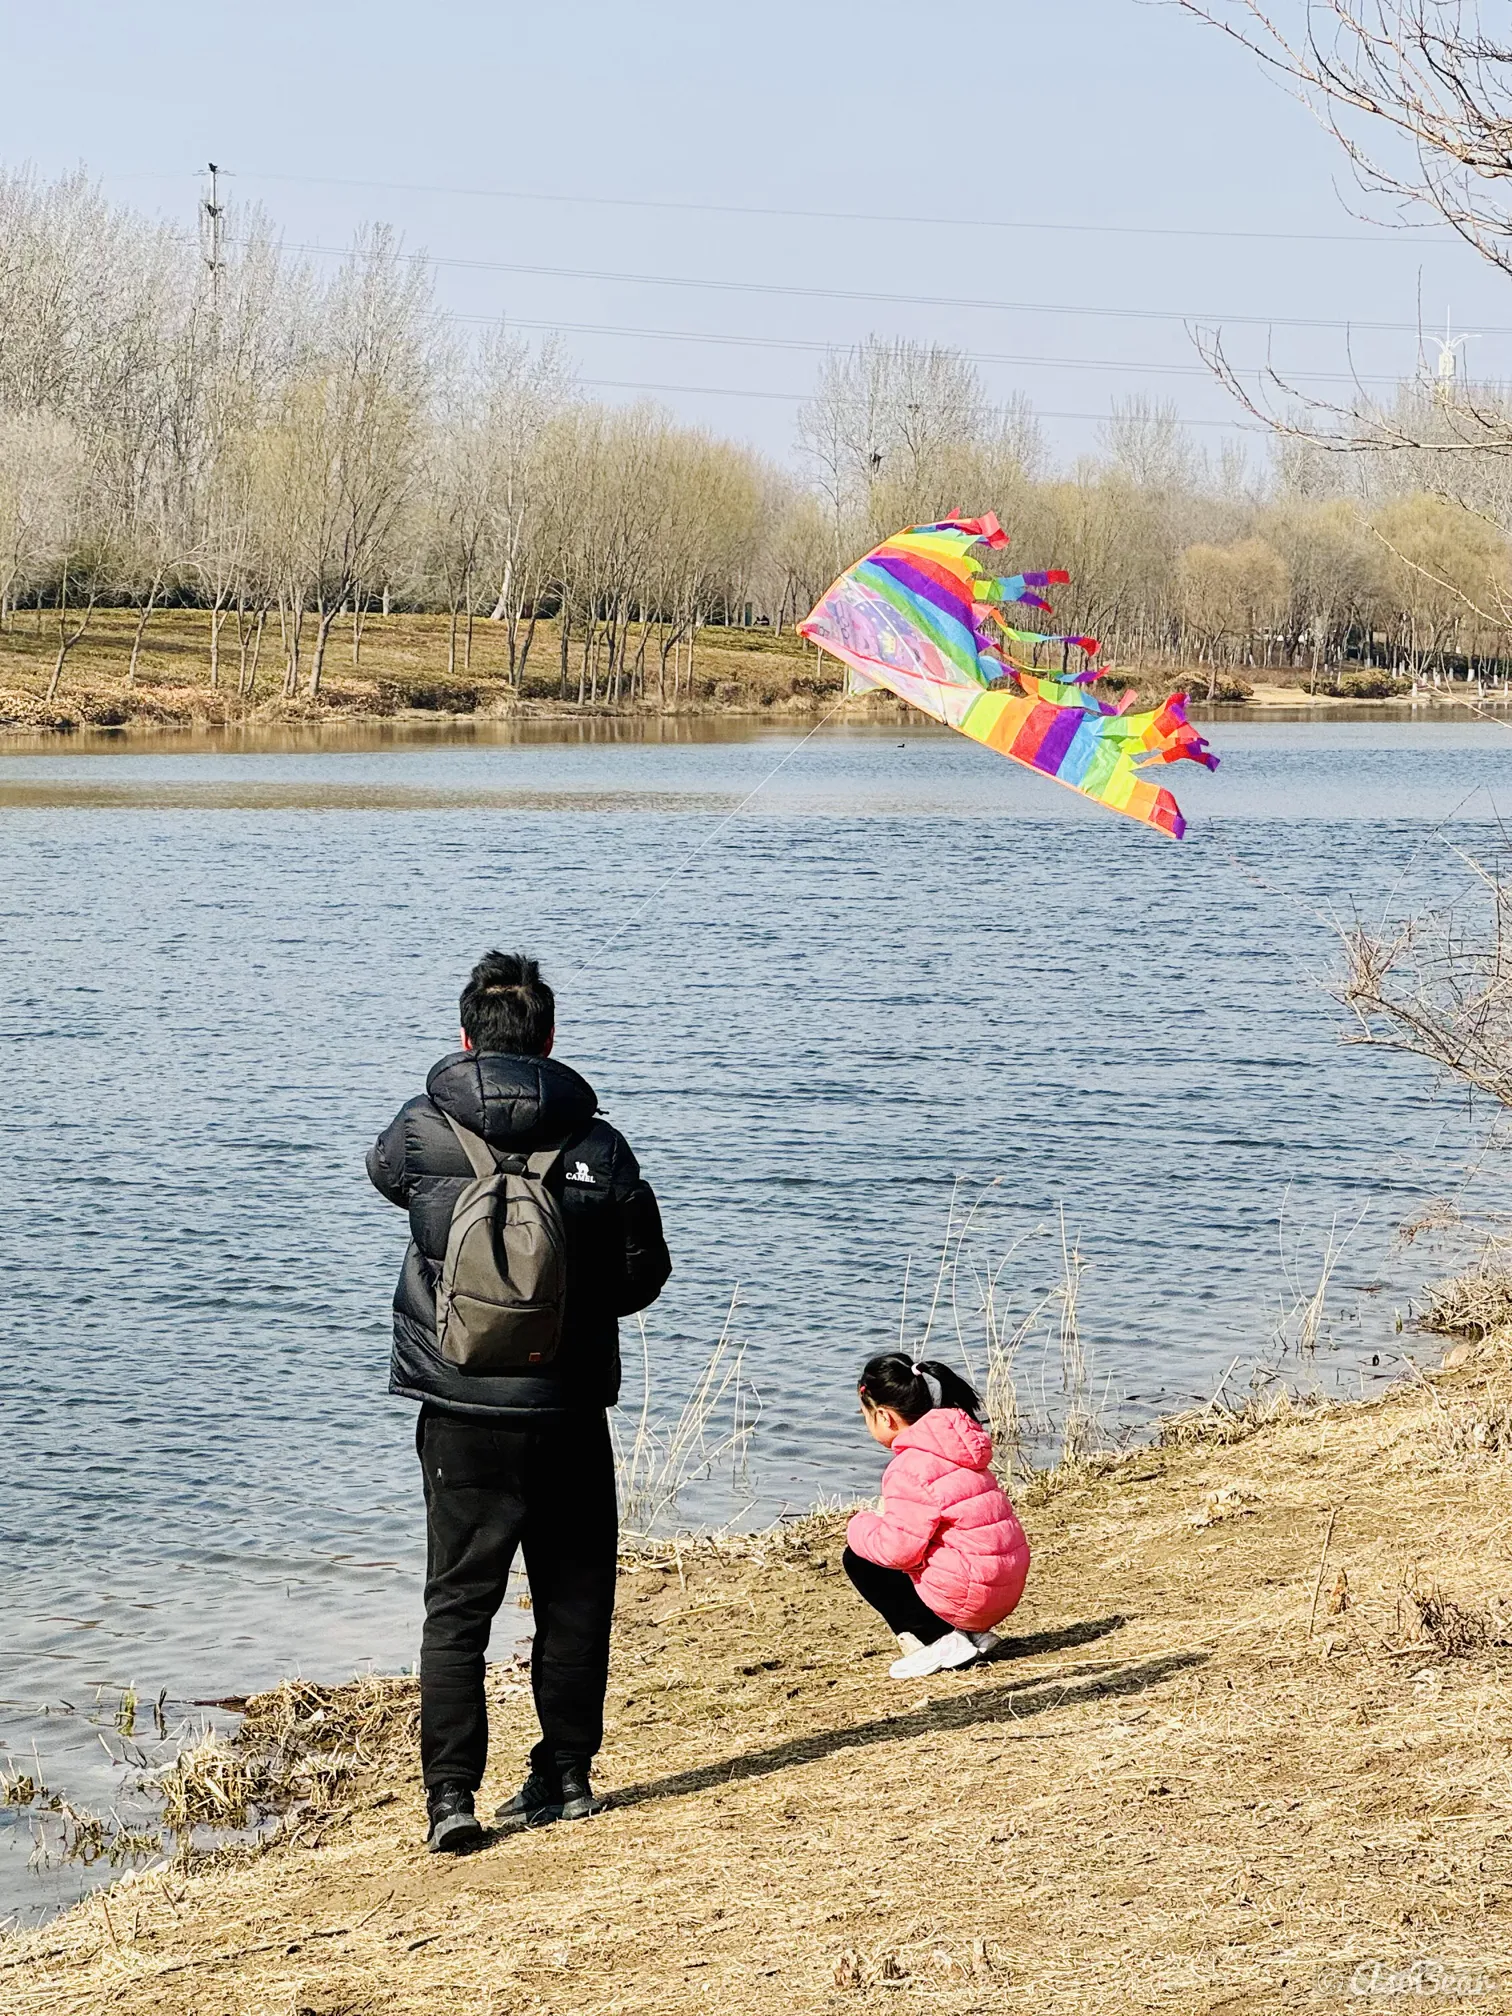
[200,162,224,310]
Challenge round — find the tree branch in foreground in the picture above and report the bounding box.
[1175,1,1512,277]
[1335,848,1512,1108]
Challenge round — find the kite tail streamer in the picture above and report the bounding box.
[1144,695,1222,771]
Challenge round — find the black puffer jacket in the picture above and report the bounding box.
[367,1050,671,1417]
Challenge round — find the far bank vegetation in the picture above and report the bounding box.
[3,170,1512,730]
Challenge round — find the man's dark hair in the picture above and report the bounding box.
[459,951,556,1056]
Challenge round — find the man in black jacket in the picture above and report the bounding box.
[368,950,671,1852]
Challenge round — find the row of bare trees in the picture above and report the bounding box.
[3,166,1512,706]
[0,172,802,704]
[0,172,441,698]
[799,346,1512,690]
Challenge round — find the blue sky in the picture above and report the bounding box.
[6,0,1509,468]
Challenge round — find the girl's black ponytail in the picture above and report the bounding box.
[858,1353,984,1424]
[918,1358,985,1420]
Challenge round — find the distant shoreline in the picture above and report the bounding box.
[2,608,1504,748]
[1,678,1504,757]
[1,696,1498,760]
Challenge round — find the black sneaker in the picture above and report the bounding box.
[492,1771,564,1834]
[559,1764,609,1823]
[426,1783,484,1854]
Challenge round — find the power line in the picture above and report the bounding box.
[436,308,1419,390]
[166,230,1396,431]
[221,164,1455,251]
[166,223,1436,399]
[570,373,1264,428]
[258,237,1512,341]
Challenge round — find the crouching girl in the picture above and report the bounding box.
[844,1355,1030,1679]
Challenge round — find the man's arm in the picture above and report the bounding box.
[595,1125,671,1316]
[366,1101,419,1208]
[613,1177,671,1316]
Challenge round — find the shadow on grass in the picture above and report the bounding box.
[980,1613,1128,1662]
[588,1646,1206,1818]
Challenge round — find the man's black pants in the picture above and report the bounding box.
[417,1405,617,1792]
[842,1544,954,1642]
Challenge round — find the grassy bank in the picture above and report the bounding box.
[0,609,1486,740]
[0,610,844,736]
[8,1341,1512,2013]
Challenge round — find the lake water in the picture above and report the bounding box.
[1,714,1507,1920]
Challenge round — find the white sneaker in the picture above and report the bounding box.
[893,1631,925,1658]
[888,1630,981,1679]
[971,1630,1000,1658]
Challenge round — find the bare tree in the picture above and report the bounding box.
[182,212,297,689]
[44,465,106,701]
[118,472,184,685]
[1371,489,1506,670]
[421,399,493,681]
[256,230,436,697]
[767,488,836,634]
[477,330,572,685]
[1177,537,1290,687]
[1262,495,1382,683]
[797,338,1002,559]
[1166,8,1512,1095]
[0,413,82,627]
[647,426,773,704]
[10,164,1512,714]
[1100,397,1201,495]
[1175,2,1512,270]
[1173,1,1512,538]
[1338,848,1512,1108]
[190,435,255,689]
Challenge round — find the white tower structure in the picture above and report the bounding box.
[1431,311,1476,403]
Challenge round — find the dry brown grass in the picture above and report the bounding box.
[1423,1250,1512,1340]
[152,1675,421,1847]
[1404,1578,1512,1658]
[612,1304,759,1540]
[11,1345,1512,2012]
[1156,1380,1312,1450]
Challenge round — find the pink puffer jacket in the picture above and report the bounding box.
[846,1408,1029,1632]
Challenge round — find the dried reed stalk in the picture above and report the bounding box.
[612,1294,760,1537]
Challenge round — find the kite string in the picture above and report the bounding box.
[1192,821,1344,940]
[1191,773,1500,990]
[568,691,851,975]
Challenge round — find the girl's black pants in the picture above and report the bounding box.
[842,1544,954,1641]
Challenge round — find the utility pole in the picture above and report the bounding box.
[200,162,224,311]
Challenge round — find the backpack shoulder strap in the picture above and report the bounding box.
[443,1111,498,1180]
[525,1145,563,1180]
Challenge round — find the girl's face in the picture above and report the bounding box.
[860,1393,907,1449]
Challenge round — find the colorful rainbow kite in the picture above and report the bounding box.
[799,514,1217,838]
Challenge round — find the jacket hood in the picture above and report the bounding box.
[427,1050,599,1151]
[894,1407,994,1472]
